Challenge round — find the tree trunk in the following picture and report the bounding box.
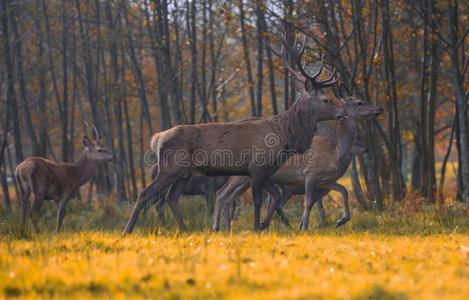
[254,0,264,117]
[11,3,39,156]
[239,0,256,116]
[447,2,469,205]
[105,0,127,205]
[381,0,405,201]
[1,0,23,164]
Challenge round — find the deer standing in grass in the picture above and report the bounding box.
[123,34,346,234]
[149,164,228,226]
[16,125,115,232]
[212,82,383,232]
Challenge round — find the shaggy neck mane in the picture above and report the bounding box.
[269,95,319,154]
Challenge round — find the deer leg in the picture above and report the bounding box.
[212,181,231,232]
[250,175,265,231]
[212,191,223,232]
[212,177,249,232]
[326,182,350,227]
[30,193,45,234]
[316,197,326,227]
[153,194,166,222]
[275,187,295,228]
[19,187,30,227]
[123,173,178,234]
[299,178,318,231]
[259,179,281,230]
[56,192,73,232]
[205,181,215,216]
[222,181,250,232]
[165,177,189,231]
[230,198,237,222]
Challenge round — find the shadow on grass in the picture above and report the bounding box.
[353,285,407,300]
[1,196,468,241]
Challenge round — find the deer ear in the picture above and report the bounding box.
[304,79,314,93]
[83,136,92,147]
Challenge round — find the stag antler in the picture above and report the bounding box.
[333,82,351,100]
[267,33,340,92]
[91,124,100,141]
[84,122,100,142]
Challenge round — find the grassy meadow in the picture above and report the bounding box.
[1,194,468,299]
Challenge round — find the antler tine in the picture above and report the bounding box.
[281,33,310,79]
[268,34,306,83]
[91,124,100,141]
[309,54,324,80]
[84,121,91,137]
[315,67,341,88]
[316,66,337,84]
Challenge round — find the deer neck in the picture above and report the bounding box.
[271,96,320,154]
[336,118,357,174]
[72,154,97,187]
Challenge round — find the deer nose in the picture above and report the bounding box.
[374,108,384,116]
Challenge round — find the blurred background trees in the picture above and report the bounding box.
[0,0,467,209]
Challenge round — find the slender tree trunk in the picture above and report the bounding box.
[447,2,469,205]
[439,116,456,202]
[1,0,23,164]
[124,0,154,134]
[40,0,65,135]
[121,50,138,200]
[351,156,368,210]
[239,0,256,116]
[11,3,39,156]
[105,0,127,205]
[61,0,69,162]
[381,0,405,201]
[0,166,11,211]
[255,0,264,117]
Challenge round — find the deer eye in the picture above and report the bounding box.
[357,101,363,106]
[322,99,329,104]
[98,149,103,152]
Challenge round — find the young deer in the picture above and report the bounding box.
[123,34,345,234]
[213,84,382,232]
[16,125,115,232]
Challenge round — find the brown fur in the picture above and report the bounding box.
[213,98,383,231]
[123,33,347,234]
[16,136,114,232]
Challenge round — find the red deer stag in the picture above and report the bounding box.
[213,84,383,231]
[16,125,115,232]
[123,34,345,234]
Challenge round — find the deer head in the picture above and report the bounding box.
[83,123,115,162]
[268,34,346,121]
[332,83,383,119]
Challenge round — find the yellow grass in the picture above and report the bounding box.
[1,231,468,299]
[0,162,467,299]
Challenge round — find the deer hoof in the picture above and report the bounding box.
[334,217,350,228]
[259,222,269,231]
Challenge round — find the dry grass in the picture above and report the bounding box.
[0,195,468,299]
[1,231,468,299]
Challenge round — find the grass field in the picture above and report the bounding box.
[1,196,469,299]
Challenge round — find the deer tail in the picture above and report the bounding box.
[150,132,160,154]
